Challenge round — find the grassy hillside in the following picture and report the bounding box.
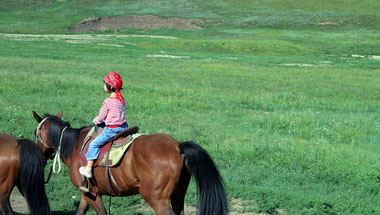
[1,0,380,33]
[1,0,380,214]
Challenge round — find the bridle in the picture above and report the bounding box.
[35,116,69,175]
[35,117,54,149]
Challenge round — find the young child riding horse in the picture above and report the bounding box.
[79,72,128,178]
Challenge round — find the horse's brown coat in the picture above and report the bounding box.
[33,111,228,215]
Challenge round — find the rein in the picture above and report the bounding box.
[45,166,53,184]
[53,125,69,173]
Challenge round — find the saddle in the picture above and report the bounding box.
[80,125,140,167]
[79,125,142,194]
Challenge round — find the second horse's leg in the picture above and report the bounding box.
[0,194,13,215]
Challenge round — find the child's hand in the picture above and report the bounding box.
[95,122,106,128]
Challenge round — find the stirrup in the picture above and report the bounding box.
[79,176,90,193]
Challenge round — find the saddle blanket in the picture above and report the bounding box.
[99,133,143,167]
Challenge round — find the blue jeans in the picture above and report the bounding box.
[86,123,128,160]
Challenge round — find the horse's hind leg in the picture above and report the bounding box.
[0,194,13,215]
[170,193,185,215]
[170,168,191,215]
[141,195,172,215]
[139,179,173,215]
[0,181,14,215]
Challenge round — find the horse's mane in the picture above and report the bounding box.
[44,114,87,159]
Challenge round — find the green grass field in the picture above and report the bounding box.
[1,0,380,214]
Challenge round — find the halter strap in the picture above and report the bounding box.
[36,117,53,149]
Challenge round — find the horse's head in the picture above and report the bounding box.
[33,111,63,160]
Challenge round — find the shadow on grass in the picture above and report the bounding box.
[51,211,77,215]
[11,211,76,215]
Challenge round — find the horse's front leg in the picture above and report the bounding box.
[78,193,107,215]
[76,193,89,215]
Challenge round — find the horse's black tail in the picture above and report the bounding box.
[18,139,50,215]
[178,141,228,215]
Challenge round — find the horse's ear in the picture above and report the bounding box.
[56,112,63,119]
[33,111,42,123]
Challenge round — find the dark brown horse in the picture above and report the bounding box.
[0,133,50,215]
[32,111,228,215]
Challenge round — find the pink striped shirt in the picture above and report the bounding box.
[93,97,126,126]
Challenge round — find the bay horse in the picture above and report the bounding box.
[0,133,50,215]
[32,111,228,215]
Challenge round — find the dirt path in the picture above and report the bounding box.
[0,33,178,40]
[67,15,204,33]
[9,191,263,215]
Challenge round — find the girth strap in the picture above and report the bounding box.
[105,143,122,194]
